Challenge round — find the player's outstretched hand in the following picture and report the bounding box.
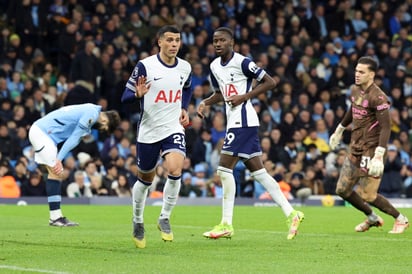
[135,76,151,98]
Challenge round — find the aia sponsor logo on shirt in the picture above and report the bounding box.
[224,84,238,97]
[154,89,182,103]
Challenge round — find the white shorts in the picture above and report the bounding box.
[28,124,57,167]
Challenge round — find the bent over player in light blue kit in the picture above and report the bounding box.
[28,103,120,226]
[121,25,192,248]
[197,27,304,240]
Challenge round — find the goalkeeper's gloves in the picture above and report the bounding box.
[329,124,345,150]
[368,146,386,177]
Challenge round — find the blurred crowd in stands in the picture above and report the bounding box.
[0,0,412,200]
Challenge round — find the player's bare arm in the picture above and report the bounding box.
[197,91,224,119]
[227,74,276,107]
[135,75,151,98]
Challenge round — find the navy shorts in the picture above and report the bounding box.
[221,127,262,160]
[137,133,186,172]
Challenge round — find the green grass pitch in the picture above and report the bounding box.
[1,204,412,274]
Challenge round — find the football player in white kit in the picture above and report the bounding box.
[121,25,192,248]
[197,27,304,240]
[28,103,121,226]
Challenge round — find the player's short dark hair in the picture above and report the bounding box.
[214,27,234,39]
[105,110,121,134]
[357,56,378,73]
[157,25,180,38]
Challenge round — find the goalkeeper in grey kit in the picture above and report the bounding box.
[329,56,409,234]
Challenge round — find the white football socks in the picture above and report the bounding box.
[217,166,236,225]
[397,213,407,222]
[132,180,150,224]
[159,176,181,219]
[50,209,63,221]
[251,169,294,217]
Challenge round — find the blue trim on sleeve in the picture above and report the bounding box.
[210,73,219,90]
[241,58,263,80]
[121,87,138,103]
[182,72,193,110]
[121,62,146,103]
[182,86,193,110]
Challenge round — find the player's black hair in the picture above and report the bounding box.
[214,27,234,39]
[105,110,121,134]
[357,56,378,73]
[157,25,180,38]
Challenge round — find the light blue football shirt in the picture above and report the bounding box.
[33,103,101,160]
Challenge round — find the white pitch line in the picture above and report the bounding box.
[0,265,69,274]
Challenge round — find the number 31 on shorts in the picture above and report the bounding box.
[360,155,371,169]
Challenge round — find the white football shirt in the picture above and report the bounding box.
[125,54,192,143]
[210,52,266,129]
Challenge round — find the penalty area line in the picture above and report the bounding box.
[0,265,69,274]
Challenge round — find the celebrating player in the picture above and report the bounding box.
[197,27,304,240]
[329,56,409,233]
[121,25,192,248]
[28,103,120,226]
